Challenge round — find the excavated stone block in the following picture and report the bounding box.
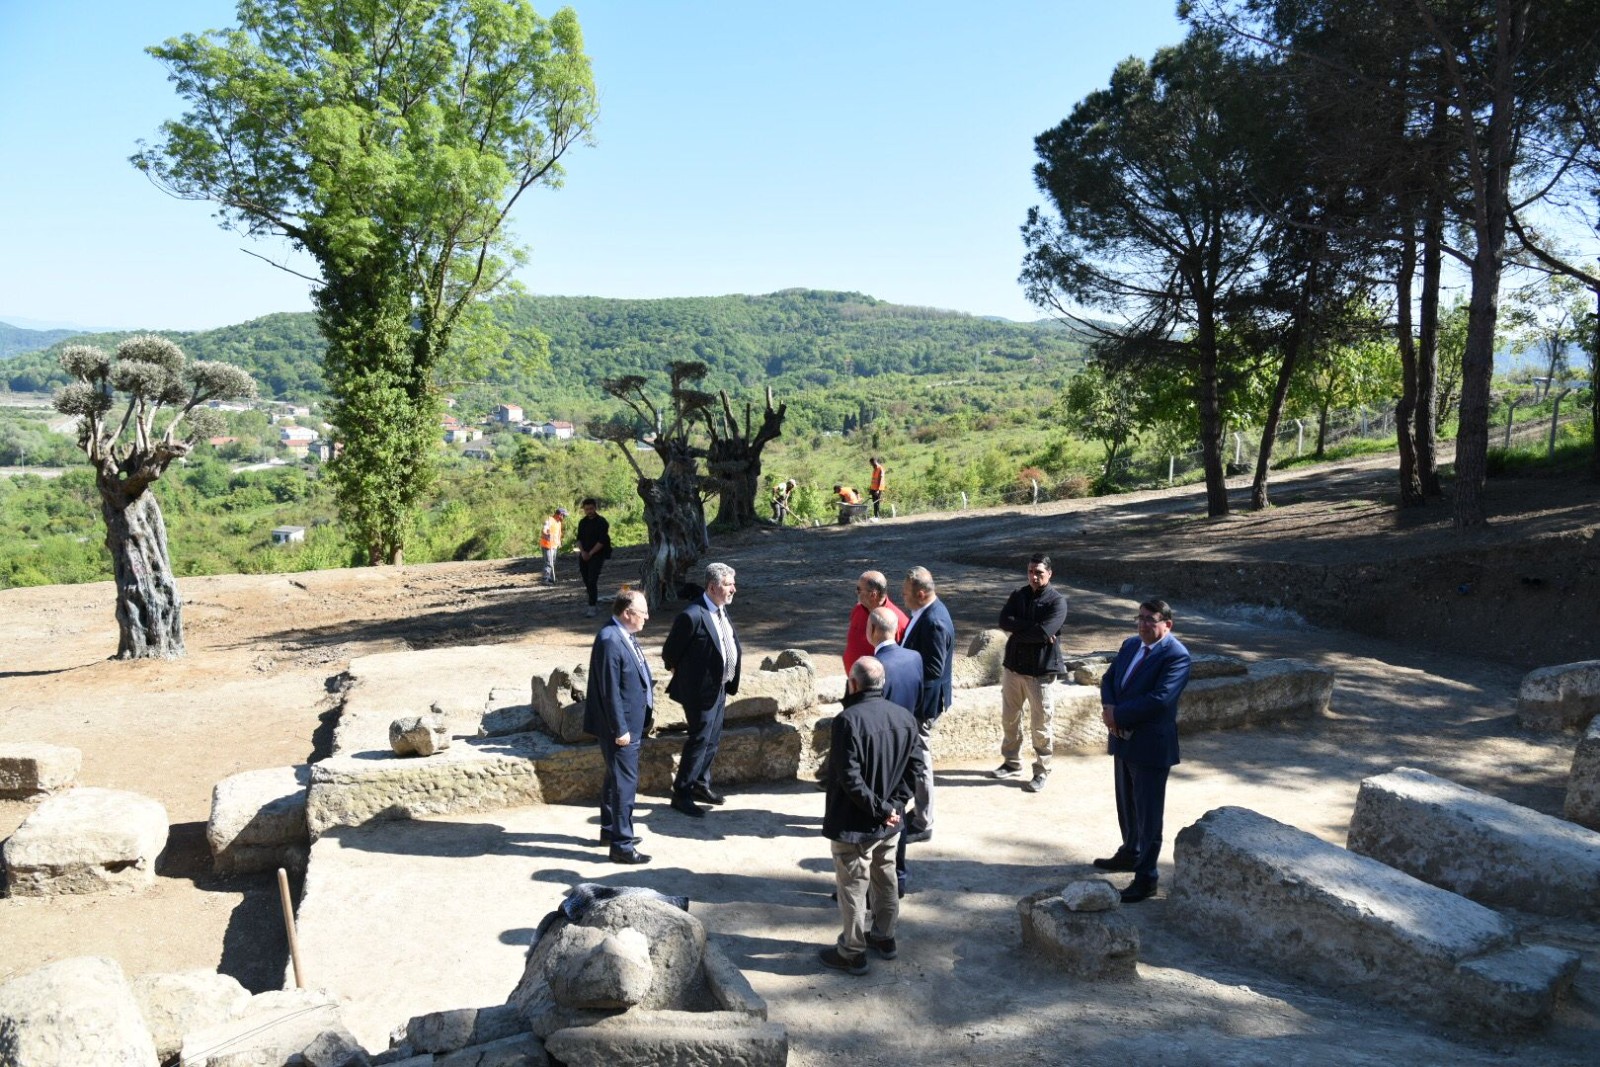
[391,715,452,756]
[1518,659,1600,732]
[132,970,251,1065]
[951,629,1007,689]
[1018,889,1139,980]
[179,988,345,1067]
[0,742,82,799]
[1060,879,1121,912]
[1565,716,1600,830]
[543,1011,787,1067]
[404,1003,523,1054]
[0,957,159,1067]
[434,1032,547,1066]
[1172,806,1580,1031]
[208,764,311,875]
[1175,659,1331,731]
[1348,766,1600,919]
[3,787,168,897]
[702,941,766,1019]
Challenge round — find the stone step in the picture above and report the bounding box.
[1566,716,1600,831]
[1171,805,1580,1031]
[1348,766,1600,920]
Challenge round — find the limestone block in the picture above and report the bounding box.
[1347,766,1600,920]
[1065,655,1113,687]
[1060,879,1121,912]
[551,929,653,1009]
[208,764,311,875]
[1171,806,1580,1031]
[0,741,82,799]
[391,715,452,756]
[760,648,811,671]
[3,787,168,897]
[702,940,767,1018]
[532,665,589,743]
[1176,659,1331,732]
[0,957,159,1067]
[301,1025,370,1067]
[813,673,847,706]
[481,687,537,738]
[306,735,549,838]
[725,660,817,718]
[543,1011,787,1067]
[1518,659,1600,732]
[180,988,344,1067]
[951,629,1007,689]
[1565,716,1600,830]
[435,1032,547,1066]
[133,970,251,1065]
[1018,889,1139,979]
[404,1003,523,1054]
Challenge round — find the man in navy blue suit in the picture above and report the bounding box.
[663,562,742,818]
[582,589,655,864]
[899,566,953,841]
[870,606,924,715]
[1097,599,1192,902]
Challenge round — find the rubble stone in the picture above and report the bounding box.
[1565,715,1600,830]
[208,764,311,875]
[1518,659,1600,732]
[0,741,82,799]
[132,970,251,1065]
[391,715,452,756]
[0,957,159,1067]
[1018,889,1139,980]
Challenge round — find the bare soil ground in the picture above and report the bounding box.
[2,458,1599,1064]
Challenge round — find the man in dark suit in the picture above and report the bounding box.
[1097,598,1192,902]
[899,566,954,842]
[820,656,923,975]
[582,589,655,864]
[662,562,742,818]
[869,606,924,714]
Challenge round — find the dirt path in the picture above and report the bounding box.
[2,461,1598,1063]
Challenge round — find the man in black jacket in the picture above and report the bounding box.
[662,562,741,817]
[991,553,1068,794]
[820,656,923,976]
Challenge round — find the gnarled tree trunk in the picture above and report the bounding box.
[706,388,787,528]
[633,440,709,607]
[98,473,183,659]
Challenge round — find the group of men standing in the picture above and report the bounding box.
[581,553,1191,973]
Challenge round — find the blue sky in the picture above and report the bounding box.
[0,1,1187,331]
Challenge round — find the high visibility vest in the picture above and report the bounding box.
[540,517,563,549]
[870,466,885,492]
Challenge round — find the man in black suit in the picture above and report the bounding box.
[1096,599,1192,902]
[819,656,923,976]
[899,566,954,842]
[582,589,654,864]
[662,562,742,818]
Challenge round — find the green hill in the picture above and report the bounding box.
[1,291,1087,428]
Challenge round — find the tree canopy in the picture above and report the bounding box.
[133,0,598,563]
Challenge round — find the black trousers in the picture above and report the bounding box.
[674,690,726,796]
[1113,755,1170,882]
[578,553,606,606]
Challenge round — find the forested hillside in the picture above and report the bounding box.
[0,322,83,360]
[0,291,1088,429]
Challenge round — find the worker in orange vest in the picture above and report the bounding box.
[540,506,568,585]
[833,483,861,505]
[869,457,886,521]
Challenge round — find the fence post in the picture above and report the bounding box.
[1294,419,1304,457]
[1503,396,1521,449]
[1232,432,1243,466]
[1168,455,1175,484]
[1031,478,1039,504]
[960,491,968,509]
[1549,389,1572,458]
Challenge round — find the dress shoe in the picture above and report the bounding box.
[669,795,707,819]
[690,784,726,806]
[1120,878,1157,904]
[1092,853,1138,872]
[609,846,651,865]
[866,931,898,959]
[902,827,932,845]
[819,946,868,975]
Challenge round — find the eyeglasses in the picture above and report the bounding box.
[1136,615,1163,625]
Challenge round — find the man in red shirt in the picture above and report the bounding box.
[844,570,908,672]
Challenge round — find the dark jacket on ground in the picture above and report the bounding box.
[822,687,923,845]
[998,583,1068,676]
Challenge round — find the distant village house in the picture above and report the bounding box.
[495,403,523,424]
[271,525,306,545]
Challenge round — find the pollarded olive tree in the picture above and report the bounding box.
[133,0,597,564]
[53,336,257,659]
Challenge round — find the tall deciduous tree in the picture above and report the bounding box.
[53,336,257,658]
[133,0,596,563]
[1022,31,1274,518]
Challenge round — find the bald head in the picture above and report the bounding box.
[849,655,886,692]
[856,570,889,609]
[867,606,899,644]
